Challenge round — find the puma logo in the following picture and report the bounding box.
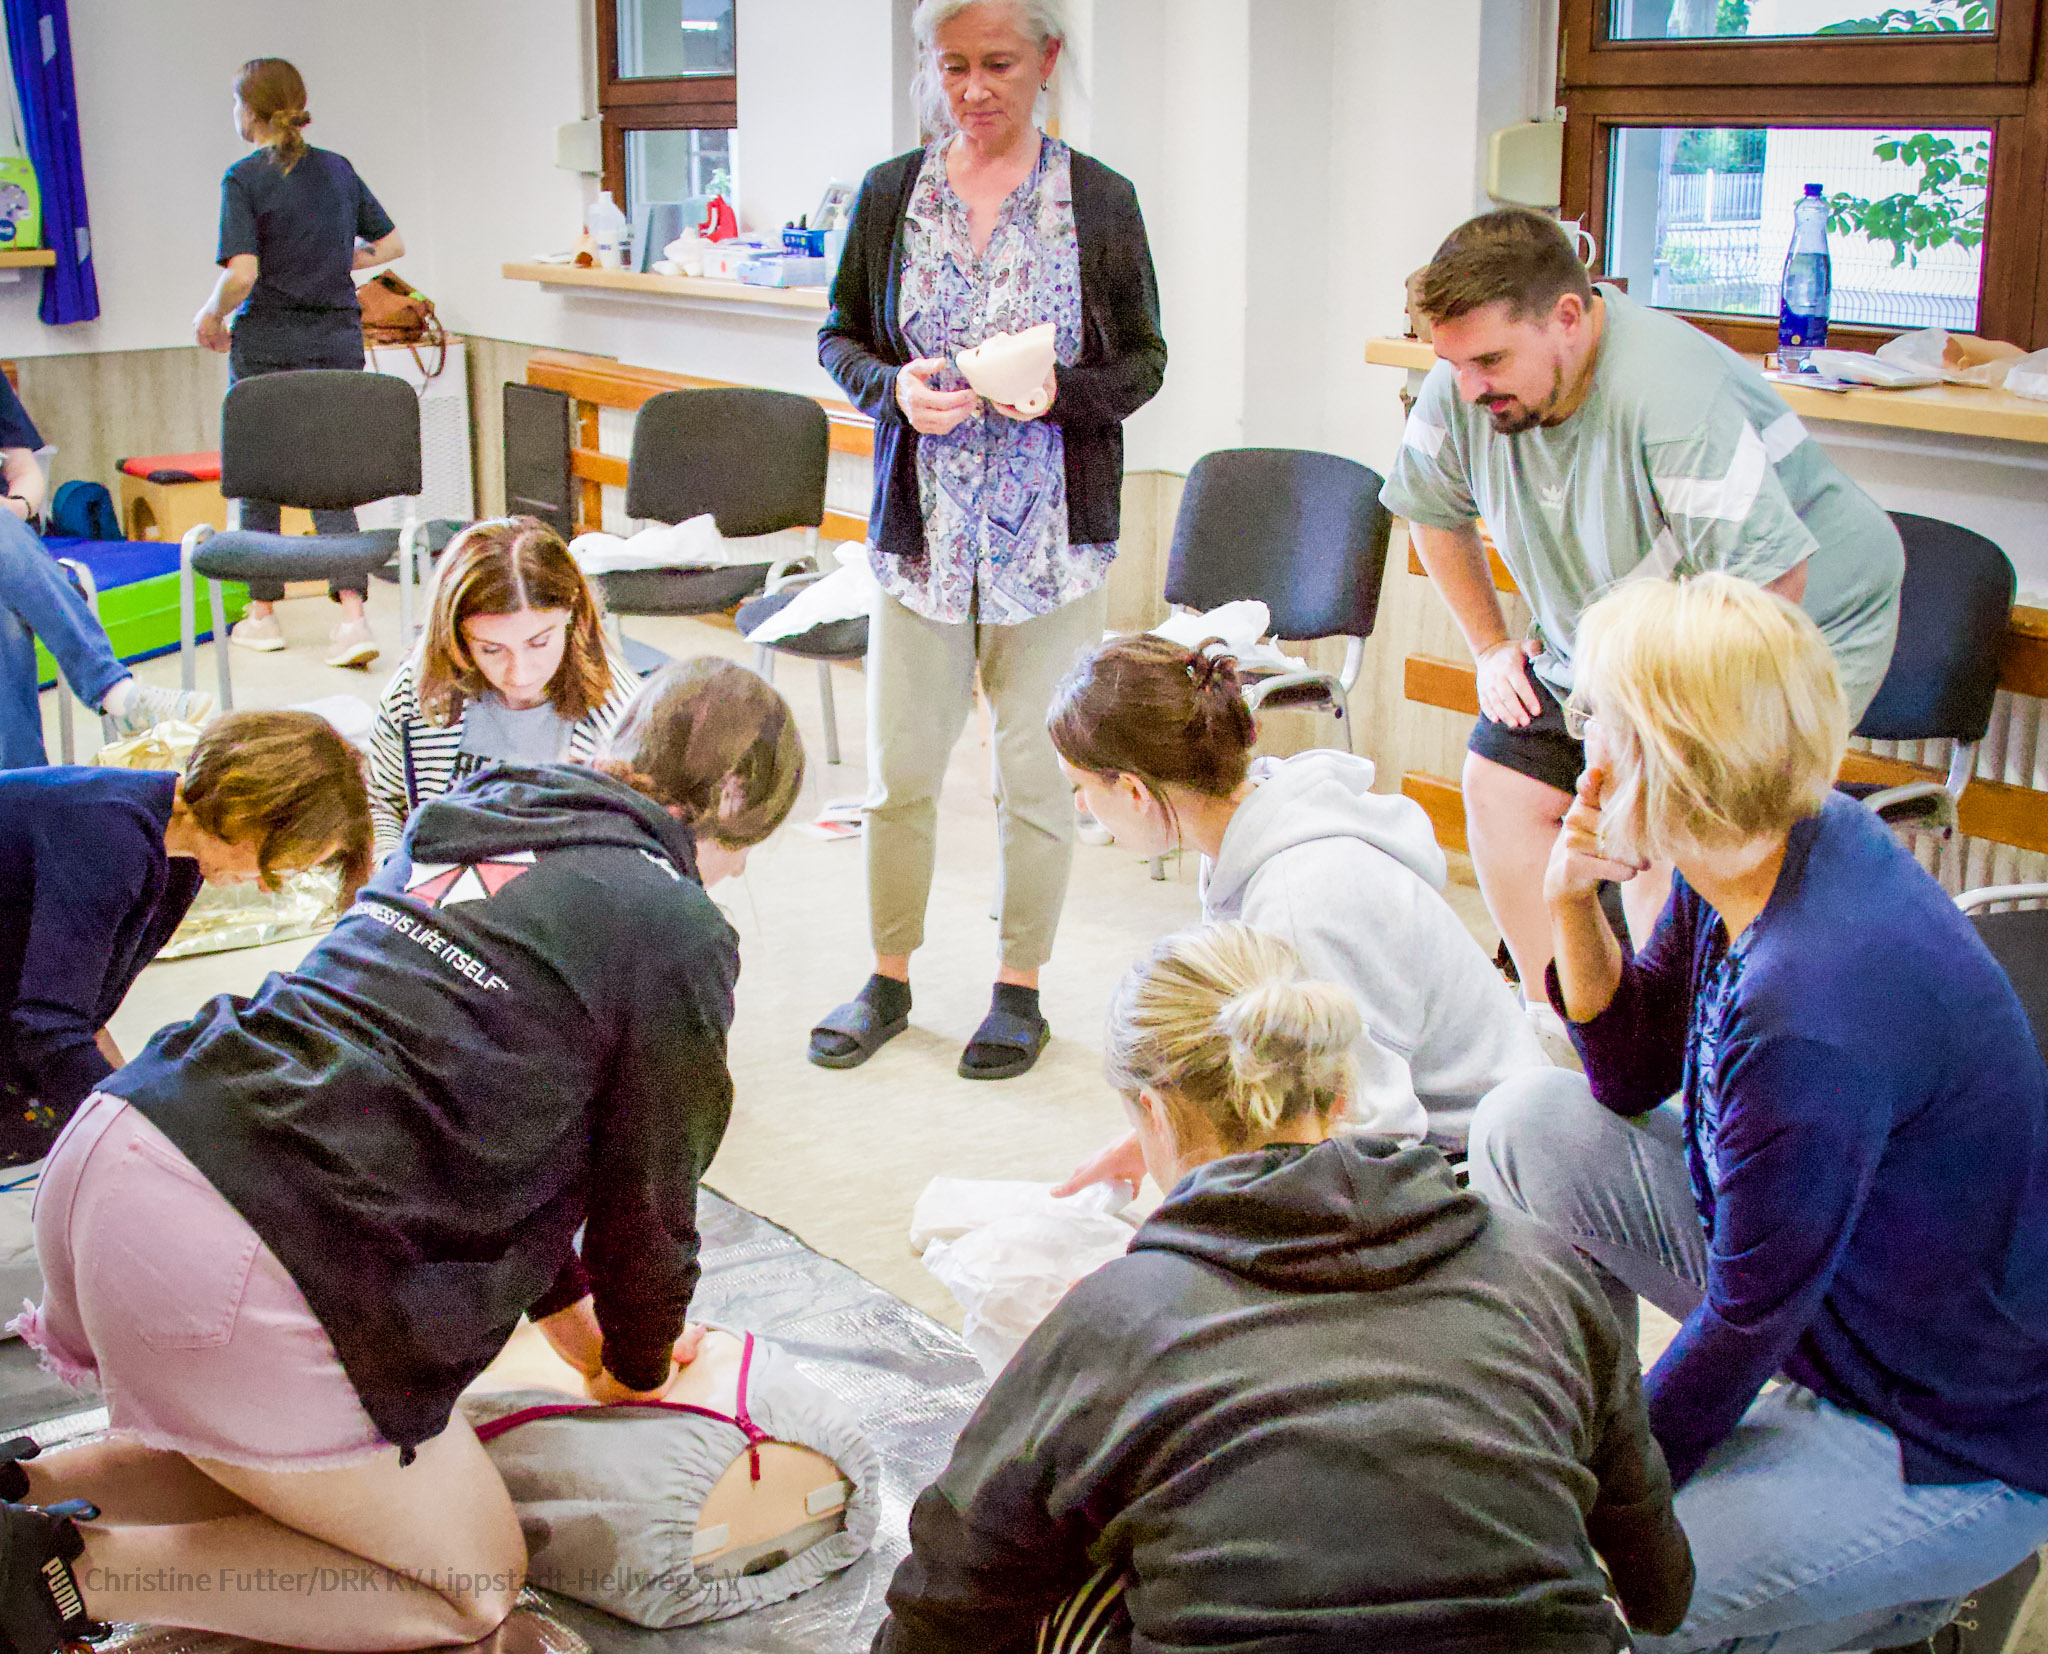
[42,1556,82,1622]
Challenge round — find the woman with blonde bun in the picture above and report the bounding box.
[877,921,1691,1654]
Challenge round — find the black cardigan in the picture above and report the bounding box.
[819,142,1166,570]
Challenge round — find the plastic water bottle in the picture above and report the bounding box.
[587,190,628,270]
[1777,184,1832,370]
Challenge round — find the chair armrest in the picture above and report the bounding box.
[1957,882,2048,916]
[1860,780,1959,834]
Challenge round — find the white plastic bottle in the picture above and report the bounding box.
[587,191,628,270]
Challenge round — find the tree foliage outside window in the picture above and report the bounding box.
[1825,131,1989,266]
[1817,0,1992,30]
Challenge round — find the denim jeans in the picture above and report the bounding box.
[0,512,126,768]
[1470,1068,2048,1653]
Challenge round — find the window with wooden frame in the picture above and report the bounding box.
[597,0,738,220]
[1559,0,2048,351]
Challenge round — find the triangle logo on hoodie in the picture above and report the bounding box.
[404,850,537,909]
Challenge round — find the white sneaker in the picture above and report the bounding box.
[1525,998,1581,1070]
[228,613,285,653]
[325,619,379,670]
[105,682,216,737]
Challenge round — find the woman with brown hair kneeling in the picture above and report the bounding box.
[877,921,1692,1654]
[0,711,371,1166]
[0,659,802,1653]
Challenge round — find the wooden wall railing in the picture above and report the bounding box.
[1398,542,2048,859]
[523,348,874,543]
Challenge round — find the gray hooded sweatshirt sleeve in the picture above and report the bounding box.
[1200,751,1544,1146]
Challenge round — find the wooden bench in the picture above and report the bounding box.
[522,349,873,543]
[1397,538,2048,859]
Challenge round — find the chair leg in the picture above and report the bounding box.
[1150,853,1168,882]
[818,659,841,765]
[178,534,199,693]
[1331,684,1354,755]
[755,645,774,681]
[55,679,72,764]
[207,580,234,710]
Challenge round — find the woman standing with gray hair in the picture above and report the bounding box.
[813,0,1166,1080]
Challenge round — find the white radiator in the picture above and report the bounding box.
[357,340,475,531]
[1860,688,2048,890]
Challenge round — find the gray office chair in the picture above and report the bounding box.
[1957,884,2048,1067]
[1144,448,1395,876]
[736,565,866,764]
[1163,449,1394,746]
[1843,514,2015,837]
[603,388,830,668]
[178,371,424,707]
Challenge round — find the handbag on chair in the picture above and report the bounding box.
[357,270,447,380]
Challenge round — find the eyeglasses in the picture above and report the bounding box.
[1562,702,1598,740]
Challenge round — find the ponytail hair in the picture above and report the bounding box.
[236,58,311,172]
[593,657,805,849]
[1048,632,1257,805]
[1105,921,1358,1153]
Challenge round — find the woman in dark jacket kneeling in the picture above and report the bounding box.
[878,922,1694,1654]
[0,660,802,1654]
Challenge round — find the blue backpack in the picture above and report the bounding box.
[46,480,120,541]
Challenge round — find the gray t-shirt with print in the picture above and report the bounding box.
[459,694,574,770]
[1380,287,1903,713]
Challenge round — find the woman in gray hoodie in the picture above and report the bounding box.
[1049,633,1541,1191]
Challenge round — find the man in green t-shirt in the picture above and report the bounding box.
[1381,209,1902,997]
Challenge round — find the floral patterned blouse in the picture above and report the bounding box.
[891,133,1114,626]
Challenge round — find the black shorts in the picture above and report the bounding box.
[1466,672,1586,796]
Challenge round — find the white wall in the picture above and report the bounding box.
[0,1,435,358]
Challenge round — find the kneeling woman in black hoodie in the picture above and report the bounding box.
[879,921,1694,1654]
[0,658,801,1654]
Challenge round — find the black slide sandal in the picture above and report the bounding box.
[958,1006,1051,1080]
[808,998,909,1070]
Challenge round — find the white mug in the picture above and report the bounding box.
[1557,217,1601,274]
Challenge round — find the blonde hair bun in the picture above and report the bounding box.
[1216,978,1362,1138]
[1104,922,1359,1152]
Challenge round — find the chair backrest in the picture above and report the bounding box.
[219,371,423,511]
[1970,907,2048,1069]
[503,382,575,538]
[1855,512,2014,743]
[1163,449,1393,641]
[625,388,829,537]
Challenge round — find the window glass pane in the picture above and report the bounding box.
[624,127,735,220]
[616,0,735,79]
[1605,126,1986,331]
[1608,0,1992,40]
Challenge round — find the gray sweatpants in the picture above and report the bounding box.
[864,583,1109,974]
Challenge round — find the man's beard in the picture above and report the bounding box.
[1481,361,1567,434]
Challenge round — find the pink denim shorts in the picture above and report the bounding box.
[10,1092,391,1471]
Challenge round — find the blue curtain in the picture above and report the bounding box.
[1,0,93,324]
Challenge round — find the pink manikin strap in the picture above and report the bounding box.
[476,1331,770,1481]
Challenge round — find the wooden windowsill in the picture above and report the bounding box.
[503,261,828,314]
[1366,335,2048,448]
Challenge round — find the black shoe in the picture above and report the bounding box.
[1882,1549,2048,1654]
[0,1499,105,1653]
[0,1439,38,1506]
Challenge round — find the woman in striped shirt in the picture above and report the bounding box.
[369,518,639,860]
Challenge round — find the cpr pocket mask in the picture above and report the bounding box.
[460,1333,878,1627]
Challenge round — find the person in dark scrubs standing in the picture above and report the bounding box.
[191,57,405,672]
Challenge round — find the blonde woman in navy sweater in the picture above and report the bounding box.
[1472,574,2048,1653]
